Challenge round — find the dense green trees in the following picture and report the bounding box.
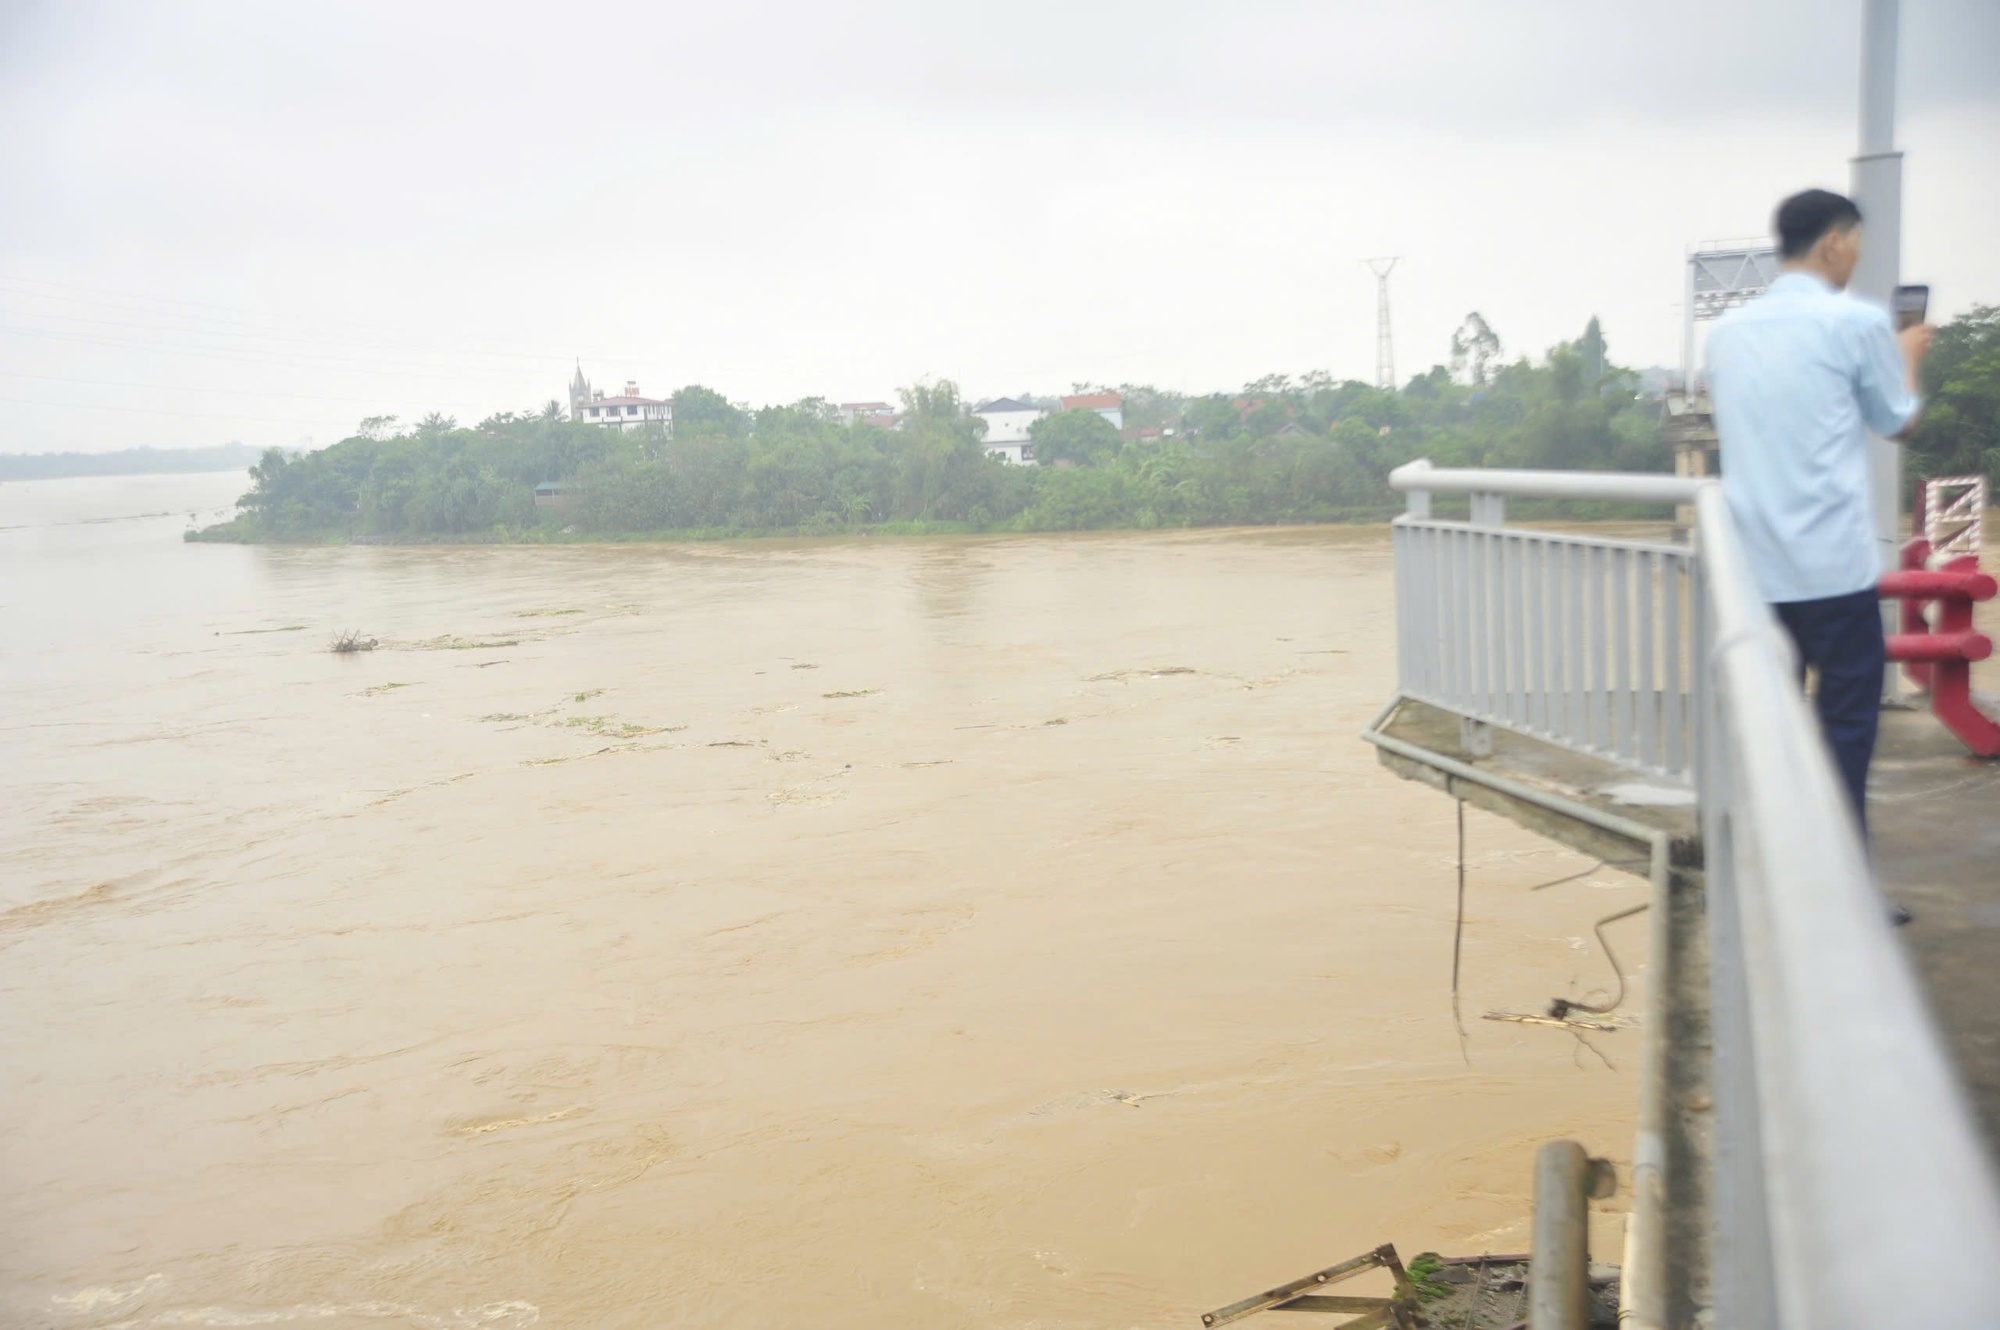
[185,304,2000,545]
[1911,305,2000,486]
[1029,408,1123,466]
[193,319,1667,542]
[671,385,749,437]
[1449,313,1502,385]
[213,410,621,539]
[219,311,1993,543]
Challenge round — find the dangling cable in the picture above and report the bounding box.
[1549,902,1649,1018]
[1455,812,1650,1051]
[1528,856,1650,891]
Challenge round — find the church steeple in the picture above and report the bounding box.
[568,362,591,420]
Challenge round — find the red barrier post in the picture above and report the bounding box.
[1880,547,2000,758]
[1894,538,1935,691]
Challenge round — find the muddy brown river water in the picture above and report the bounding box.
[2,472,1644,1328]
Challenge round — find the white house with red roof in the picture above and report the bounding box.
[1059,391,1123,430]
[569,365,672,433]
[973,397,1047,465]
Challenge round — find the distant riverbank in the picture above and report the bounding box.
[184,496,1660,547]
[185,507,1409,546]
[190,359,1679,547]
[1,442,265,482]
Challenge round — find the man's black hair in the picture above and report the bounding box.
[1775,189,1864,259]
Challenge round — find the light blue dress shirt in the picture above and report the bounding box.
[1707,271,1919,603]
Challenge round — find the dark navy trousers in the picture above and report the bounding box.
[1772,588,1885,835]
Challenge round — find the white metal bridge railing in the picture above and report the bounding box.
[1394,472,1700,784]
[1381,459,2000,1330]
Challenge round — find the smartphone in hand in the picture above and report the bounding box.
[1893,284,1930,331]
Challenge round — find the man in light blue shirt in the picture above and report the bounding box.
[1708,188,1931,857]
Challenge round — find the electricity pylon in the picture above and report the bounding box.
[1364,257,1399,392]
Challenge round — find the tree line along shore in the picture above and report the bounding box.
[187,308,2000,545]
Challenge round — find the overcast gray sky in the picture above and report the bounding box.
[2,0,1996,453]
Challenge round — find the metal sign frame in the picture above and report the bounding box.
[1681,241,1779,387]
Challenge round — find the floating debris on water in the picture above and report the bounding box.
[1483,1010,1633,1033]
[558,716,660,738]
[412,635,520,651]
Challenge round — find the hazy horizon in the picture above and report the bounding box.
[4,0,1996,455]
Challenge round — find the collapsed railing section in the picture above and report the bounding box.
[1385,459,2000,1330]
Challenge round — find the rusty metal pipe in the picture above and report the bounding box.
[1531,1141,1593,1330]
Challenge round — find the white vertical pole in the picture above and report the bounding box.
[1850,0,1904,696]
[1858,0,1899,161]
[1682,254,1698,393]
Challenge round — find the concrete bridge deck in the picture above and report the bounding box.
[1874,705,2000,1151]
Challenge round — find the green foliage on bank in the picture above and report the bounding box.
[191,319,1686,545]
[1911,304,2000,487]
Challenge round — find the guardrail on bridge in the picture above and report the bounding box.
[1376,459,2000,1330]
